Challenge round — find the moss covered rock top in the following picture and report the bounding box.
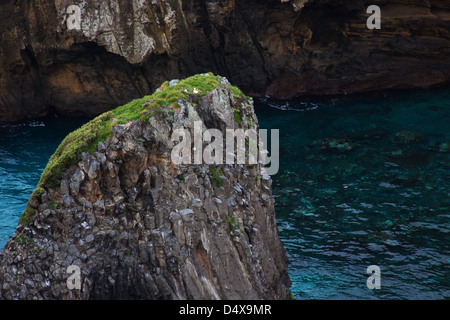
[36,73,249,192]
[1,73,291,301]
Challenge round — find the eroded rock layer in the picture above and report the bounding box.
[1,0,449,122]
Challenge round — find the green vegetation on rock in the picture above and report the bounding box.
[233,108,242,126]
[227,214,243,234]
[37,112,114,189]
[20,207,35,226]
[36,73,247,191]
[209,167,224,188]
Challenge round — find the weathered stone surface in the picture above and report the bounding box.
[0,78,291,300]
[1,0,449,122]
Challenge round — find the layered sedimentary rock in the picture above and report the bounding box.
[1,0,450,122]
[0,74,291,300]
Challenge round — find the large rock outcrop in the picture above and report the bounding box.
[0,74,291,300]
[1,0,450,122]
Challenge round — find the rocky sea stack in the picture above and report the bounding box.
[0,74,291,300]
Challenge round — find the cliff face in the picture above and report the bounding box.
[1,0,450,122]
[0,74,291,300]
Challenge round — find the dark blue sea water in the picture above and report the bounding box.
[0,88,449,299]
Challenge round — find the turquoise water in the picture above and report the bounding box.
[0,116,88,249]
[0,88,449,299]
[256,87,450,300]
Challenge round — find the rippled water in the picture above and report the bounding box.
[0,116,88,249]
[256,87,450,299]
[0,88,449,300]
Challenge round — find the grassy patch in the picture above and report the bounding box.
[209,167,224,188]
[233,108,242,126]
[49,201,60,210]
[227,214,242,234]
[15,234,32,246]
[25,73,249,223]
[30,187,45,202]
[38,111,114,189]
[38,73,248,190]
[14,234,42,254]
[229,85,251,100]
[20,206,36,226]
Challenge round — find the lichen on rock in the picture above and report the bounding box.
[0,73,291,300]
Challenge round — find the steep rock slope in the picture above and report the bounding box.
[0,74,291,300]
[1,0,449,122]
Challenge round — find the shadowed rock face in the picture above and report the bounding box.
[1,0,450,122]
[0,76,291,300]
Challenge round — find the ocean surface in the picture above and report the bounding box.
[0,116,88,250]
[1,87,449,299]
